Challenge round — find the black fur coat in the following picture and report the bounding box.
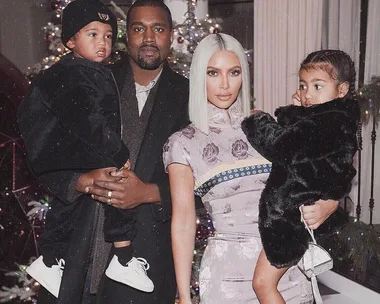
[241,98,360,267]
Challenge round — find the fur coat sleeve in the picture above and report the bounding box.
[242,98,360,267]
[18,65,128,175]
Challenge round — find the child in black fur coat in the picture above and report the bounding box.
[241,50,360,303]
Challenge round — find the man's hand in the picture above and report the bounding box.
[75,167,120,193]
[301,199,339,229]
[87,169,160,209]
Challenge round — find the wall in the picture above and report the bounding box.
[0,0,50,73]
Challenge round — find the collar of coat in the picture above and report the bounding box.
[109,53,178,92]
[58,53,111,78]
[274,97,359,126]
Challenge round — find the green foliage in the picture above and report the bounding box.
[335,217,380,273]
[357,76,380,126]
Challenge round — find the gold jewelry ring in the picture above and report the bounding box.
[107,190,113,199]
[107,198,112,205]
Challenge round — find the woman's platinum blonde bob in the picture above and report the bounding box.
[189,33,251,134]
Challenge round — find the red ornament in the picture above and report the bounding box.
[177,36,184,44]
[51,0,61,10]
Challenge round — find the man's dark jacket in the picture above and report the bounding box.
[242,98,359,267]
[18,54,191,304]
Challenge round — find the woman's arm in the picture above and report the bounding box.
[168,163,196,304]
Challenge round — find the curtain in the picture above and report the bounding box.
[321,0,361,84]
[253,0,380,224]
[364,0,380,83]
[253,0,323,115]
[357,0,380,224]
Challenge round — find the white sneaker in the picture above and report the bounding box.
[25,256,65,298]
[105,255,154,292]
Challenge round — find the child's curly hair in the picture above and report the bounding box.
[300,50,357,99]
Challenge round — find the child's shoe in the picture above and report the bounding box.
[105,255,154,292]
[25,256,65,298]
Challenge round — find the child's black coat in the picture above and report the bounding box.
[242,98,359,267]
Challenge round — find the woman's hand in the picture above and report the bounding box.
[301,199,339,229]
[177,298,193,304]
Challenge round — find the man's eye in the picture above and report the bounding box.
[134,27,144,32]
[154,27,164,33]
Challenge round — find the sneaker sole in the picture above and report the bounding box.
[105,269,154,293]
[26,266,59,298]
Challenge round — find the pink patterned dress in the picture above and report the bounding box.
[163,101,312,303]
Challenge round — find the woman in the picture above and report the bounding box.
[163,33,338,303]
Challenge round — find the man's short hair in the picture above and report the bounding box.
[127,0,173,30]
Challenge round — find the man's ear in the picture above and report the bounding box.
[66,38,75,49]
[338,82,349,98]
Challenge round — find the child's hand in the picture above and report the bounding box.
[122,159,131,170]
[75,167,119,193]
[250,109,262,115]
[110,159,131,177]
[292,89,301,106]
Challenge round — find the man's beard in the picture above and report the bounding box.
[136,45,163,70]
[136,55,162,70]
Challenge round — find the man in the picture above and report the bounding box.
[87,0,192,302]
[22,0,195,303]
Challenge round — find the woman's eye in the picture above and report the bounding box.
[89,33,96,37]
[299,84,306,90]
[207,70,218,76]
[231,69,241,76]
[106,34,112,39]
[315,84,322,90]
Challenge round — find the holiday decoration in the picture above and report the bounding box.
[0,262,39,303]
[1,33,48,304]
[320,215,380,293]
[357,76,380,126]
[169,0,222,77]
[25,0,127,80]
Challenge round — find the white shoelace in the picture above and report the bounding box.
[135,257,150,272]
[53,258,65,277]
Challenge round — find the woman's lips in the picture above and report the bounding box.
[216,94,232,101]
